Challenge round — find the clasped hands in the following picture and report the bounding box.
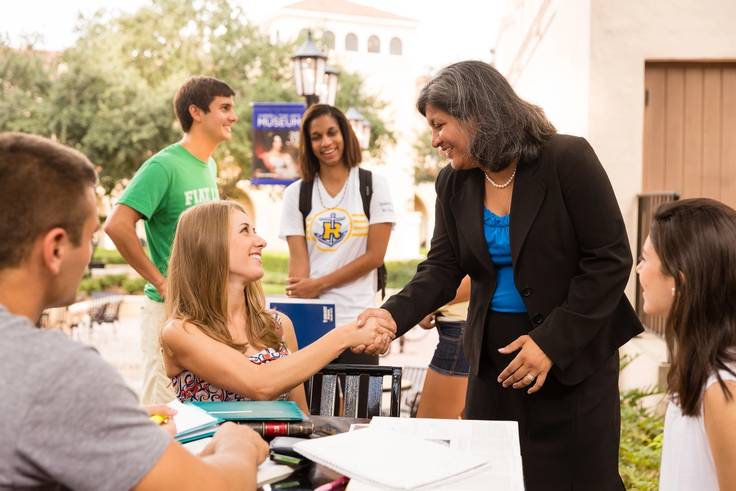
[352,308,398,355]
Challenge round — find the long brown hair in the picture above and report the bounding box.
[651,198,736,416]
[298,104,362,182]
[166,201,281,351]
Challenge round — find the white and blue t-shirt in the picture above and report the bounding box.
[280,166,395,326]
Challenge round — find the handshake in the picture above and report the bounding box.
[337,308,398,356]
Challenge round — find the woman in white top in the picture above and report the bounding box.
[280,104,395,365]
[636,198,736,491]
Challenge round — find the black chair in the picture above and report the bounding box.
[307,364,402,418]
[89,292,123,332]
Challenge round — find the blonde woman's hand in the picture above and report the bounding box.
[352,308,397,355]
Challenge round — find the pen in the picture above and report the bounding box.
[270,452,304,466]
[314,475,349,491]
[149,414,168,425]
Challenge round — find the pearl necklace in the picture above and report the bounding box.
[483,165,517,189]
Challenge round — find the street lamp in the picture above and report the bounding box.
[346,107,371,150]
[291,31,327,107]
[321,64,339,107]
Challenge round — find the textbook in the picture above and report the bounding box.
[190,400,307,422]
[267,297,336,348]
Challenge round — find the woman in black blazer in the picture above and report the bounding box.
[359,61,643,490]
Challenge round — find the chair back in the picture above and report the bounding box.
[307,364,402,418]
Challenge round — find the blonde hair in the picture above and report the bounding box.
[166,200,281,351]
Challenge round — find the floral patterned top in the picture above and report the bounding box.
[172,313,291,402]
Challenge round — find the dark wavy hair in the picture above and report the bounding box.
[417,60,556,172]
[298,104,361,182]
[651,198,736,416]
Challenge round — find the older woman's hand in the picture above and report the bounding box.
[497,335,553,394]
[352,308,397,355]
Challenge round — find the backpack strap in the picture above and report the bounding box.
[358,168,387,299]
[298,179,313,233]
[358,168,373,219]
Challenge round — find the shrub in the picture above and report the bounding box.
[92,248,127,264]
[122,276,146,294]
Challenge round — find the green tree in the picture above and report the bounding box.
[413,127,444,183]
[2,0,393,192]
[0,36,55,135]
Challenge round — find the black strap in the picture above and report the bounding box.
[299,179,313,232]
[358,168,372,219]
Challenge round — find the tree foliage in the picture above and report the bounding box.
[0,0,392,192]
[413,127,444,183]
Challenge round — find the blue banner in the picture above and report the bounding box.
[252,102,305,185]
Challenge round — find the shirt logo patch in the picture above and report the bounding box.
[314,211,348,247]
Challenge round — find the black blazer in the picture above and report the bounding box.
[384,134,643,386]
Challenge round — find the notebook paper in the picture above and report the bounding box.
[167,399,220,439]
[293,428,487,489]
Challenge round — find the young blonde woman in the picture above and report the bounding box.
[636,198,736,491]
[160,201,392,412]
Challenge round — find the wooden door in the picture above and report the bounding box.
[643,62,736,207]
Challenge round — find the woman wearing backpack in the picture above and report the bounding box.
[279,104,395,365]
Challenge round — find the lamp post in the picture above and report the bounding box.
[291,31,327,107]
[346,107,371,150]
[321,64,339,107]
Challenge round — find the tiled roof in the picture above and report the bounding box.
[283,0,414,22]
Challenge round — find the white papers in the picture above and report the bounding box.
[182,438,295,486]
[255,459,297,486]
[167,399,219,438]
[293,428,488,490]
[360,418,524,491]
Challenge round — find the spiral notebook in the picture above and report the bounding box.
[293,428,488,490]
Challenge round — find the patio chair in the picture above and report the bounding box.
[400,366,428,417]
[88,292,123,333]
[307,364,402,418]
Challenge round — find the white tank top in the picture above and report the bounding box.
[659,364,736,491]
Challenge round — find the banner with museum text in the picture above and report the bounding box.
[251,102,305,185]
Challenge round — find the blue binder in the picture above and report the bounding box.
[267,297,336,349]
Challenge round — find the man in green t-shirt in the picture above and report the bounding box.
[104,76,237,404]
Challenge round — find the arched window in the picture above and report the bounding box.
[345,33,358,51]
[367,35,380,53]
[323,30,335,49]
[390,37,402,55]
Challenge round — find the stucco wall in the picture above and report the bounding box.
[588,0,736,265]
[495,0,591,138]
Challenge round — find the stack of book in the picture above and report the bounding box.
[171,400,312,443]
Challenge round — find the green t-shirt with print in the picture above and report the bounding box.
[118,143,219,302]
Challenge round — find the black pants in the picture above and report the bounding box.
[465,311,624,491]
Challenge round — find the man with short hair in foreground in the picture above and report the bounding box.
[0,132,267,491]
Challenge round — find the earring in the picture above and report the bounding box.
[671,287,676,296]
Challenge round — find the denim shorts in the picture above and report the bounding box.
[428,319,470,376]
